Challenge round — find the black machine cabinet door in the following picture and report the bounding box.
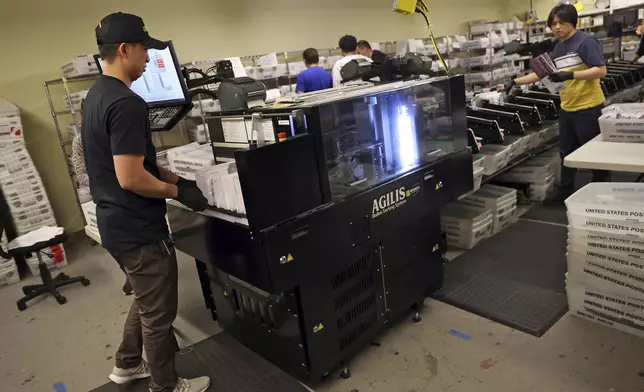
[379,214,444,318]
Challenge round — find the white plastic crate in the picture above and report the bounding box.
[472,155,486,171]
[505,135,530,156]
[472,166,484,193]
[568,227,644,259]
[527,175,555,201]
[565,183,644,224]
[441,204,494,249]
[497,158,554,184]
[0,258,20,286]
[477,145,511,175]
[460,184,517,213]
[567,282,644,339]
[567,245,644,276]
[567,255,644,299]
[602,103,644,114]
[444,215,493,250]
[493,203,517,234]
[598,112,644,143]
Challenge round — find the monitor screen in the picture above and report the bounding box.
[95,42,187,105]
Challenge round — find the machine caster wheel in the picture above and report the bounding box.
[56,296,67,305]
[81,279,91,286]
[412,312,422,323]
[17,302,27,311]
[340,368,351,379]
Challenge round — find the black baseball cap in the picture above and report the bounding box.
[96,12,167,50]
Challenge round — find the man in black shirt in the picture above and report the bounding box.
[82,13,210,392]
[357,40,388,64]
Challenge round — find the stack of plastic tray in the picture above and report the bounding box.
[472,155,486,193]
[533,147,561,185]
[478,144,512,175]
[441,203,493,250]
[460,184,518,235]
[0,233,19,287]
[496,157,556,201]
[0,99,65,277]
[505,135,530,157]
[565,183,644,338]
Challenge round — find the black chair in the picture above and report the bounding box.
[0,187,90,311]
[7,232,90,311]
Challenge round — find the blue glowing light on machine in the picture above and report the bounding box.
[395,104,419,169]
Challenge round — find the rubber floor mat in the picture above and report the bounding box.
[521,199,567,225]
[91,333,310,392]
[434,220,568,337]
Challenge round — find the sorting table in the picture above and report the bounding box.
[564,135,644,173]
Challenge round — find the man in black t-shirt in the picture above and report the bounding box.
[357,40,388,64]
[83,13,210,392]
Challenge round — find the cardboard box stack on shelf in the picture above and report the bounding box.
[61,55,99,78]
[0,99,68,277]
[565,183,644,339]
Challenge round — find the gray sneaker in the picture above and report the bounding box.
[171,377,211,392]
[108,360,151,384]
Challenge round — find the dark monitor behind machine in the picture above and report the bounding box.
[94,41,193,132]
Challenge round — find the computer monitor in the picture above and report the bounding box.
[94,41,193,131]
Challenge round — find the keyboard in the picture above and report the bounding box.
[148,106,181,129]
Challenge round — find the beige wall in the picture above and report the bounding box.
[0,0,507,232]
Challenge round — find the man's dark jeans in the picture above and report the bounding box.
[111,239,179,392]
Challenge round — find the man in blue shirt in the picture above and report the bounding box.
[296,48,332,93]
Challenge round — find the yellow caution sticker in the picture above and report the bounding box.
[313,323,324,333]
[287,254,294,262]
[574,1,584,12]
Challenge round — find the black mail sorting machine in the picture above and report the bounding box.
[167,76,473,381]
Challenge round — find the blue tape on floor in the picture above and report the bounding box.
[53,382,67,392]
[448,329,471,341]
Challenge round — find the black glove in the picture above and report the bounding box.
[176,176,198,189]
[175,186,208,212]
[549,72,574,83]
[504,80,517,96]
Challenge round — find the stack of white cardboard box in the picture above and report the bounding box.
[61,55,99,78]
[0,99,68,278]
[566,183,644,339]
